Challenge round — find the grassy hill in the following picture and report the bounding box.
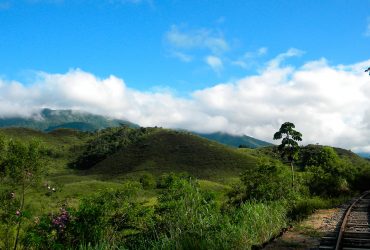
[0,127,260,203]
[85,129,259,183]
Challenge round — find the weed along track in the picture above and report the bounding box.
[320,191,370,250]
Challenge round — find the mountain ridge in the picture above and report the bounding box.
[0,108,272,149]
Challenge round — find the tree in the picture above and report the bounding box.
[0,138,45,250]
[273,122,302,188]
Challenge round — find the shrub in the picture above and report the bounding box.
[300,146,354,196]
[139,173,156,189]
[23,182,155,249]
[228,157,296,205]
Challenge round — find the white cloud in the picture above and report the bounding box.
[1,51,370,152]
[266,48,304,69]
[205,55,223,73]
[170,51,193,62]
[257,47,268,56]
[232,47,268,69]
[165,25,229,54]
[164,25,229,73]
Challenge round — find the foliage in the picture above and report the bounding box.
[21,175,291,250]
[156,172,193,189]
[287,195,351,221]
[352,165,370,191]
[299,145,355,196]
[273,122,302,162]
[150,176,289,250]
[228,157,296,205]
[2,126,370,249]
[0,188,21,250]
[23,182,155,249]
[273,122,302,188]
[0,136,45,250]
[70,126,155,169]
[139,173,156,189]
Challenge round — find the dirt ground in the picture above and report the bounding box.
[263,208,339,249]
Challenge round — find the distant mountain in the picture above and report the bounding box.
[0,108,137,132]
[194,132,273,149]
[0,109,271,148]
[356,152,370,159]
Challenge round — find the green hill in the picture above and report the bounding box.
[72,128,259,183]
[195,132,273,148]
[0,126,260,187]
[0,108,137,132]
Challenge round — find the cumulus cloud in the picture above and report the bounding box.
[205,55,223,73]
[1,51,370,152]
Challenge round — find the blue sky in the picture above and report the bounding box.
[1,0,370,151]
[1,0,369,93]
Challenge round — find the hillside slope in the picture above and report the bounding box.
[86,129,259,182]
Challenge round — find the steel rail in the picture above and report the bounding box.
[335,191,370,250]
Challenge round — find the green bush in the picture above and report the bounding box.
[228,157,296,205]
[139,173,156,190]
[300,146,354,196]
[23,182,155,249]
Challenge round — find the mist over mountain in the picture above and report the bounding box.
[0,108,271,149]
[0,108,137,132]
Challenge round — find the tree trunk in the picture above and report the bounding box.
[13,181,25,250]
[290,161,295,188]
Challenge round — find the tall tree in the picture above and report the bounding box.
[273,122,302,188]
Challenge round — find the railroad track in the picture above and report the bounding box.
[319,191,370,250]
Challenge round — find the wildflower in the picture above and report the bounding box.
[10,192,15,199]
[52,188,56,192]
[15,210,21,216]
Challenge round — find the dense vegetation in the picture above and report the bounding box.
[1,126,370,249]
